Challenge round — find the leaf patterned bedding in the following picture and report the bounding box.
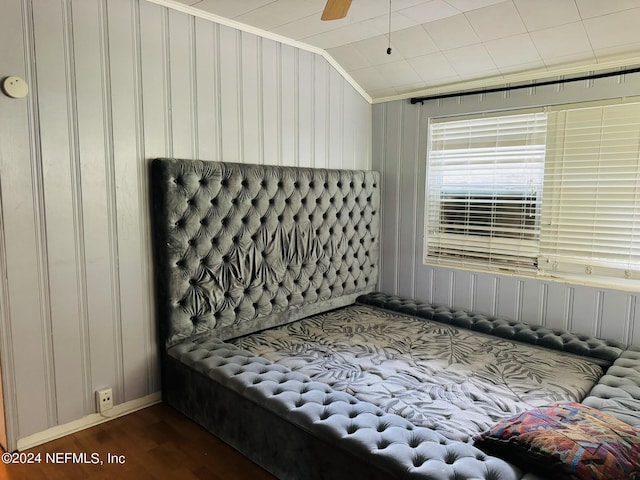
[230,304,603,442]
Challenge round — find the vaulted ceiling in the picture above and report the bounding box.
[170,0,640,102]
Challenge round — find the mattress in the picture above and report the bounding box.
[230,304,603,442]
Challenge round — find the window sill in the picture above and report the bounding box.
[423,258,640,294]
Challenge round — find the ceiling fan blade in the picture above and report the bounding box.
[321,0,352,21]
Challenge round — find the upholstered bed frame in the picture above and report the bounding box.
[151,158,640,480]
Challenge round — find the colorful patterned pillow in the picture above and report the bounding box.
[473,402,640,480]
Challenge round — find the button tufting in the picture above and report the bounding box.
[412,455,427,468]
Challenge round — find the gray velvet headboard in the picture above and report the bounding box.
[151,159,380,346]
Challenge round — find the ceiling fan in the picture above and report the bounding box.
[321,0,352,21]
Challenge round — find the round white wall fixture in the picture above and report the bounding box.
[2,76,29,99]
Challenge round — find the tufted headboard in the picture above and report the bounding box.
[151,159,380,346]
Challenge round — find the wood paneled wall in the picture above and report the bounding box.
[0,0,371,449]
[373,73,640,350]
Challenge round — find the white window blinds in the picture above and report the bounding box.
[540,102,640,281]
[425,112,547,271]
[424,100,640,287]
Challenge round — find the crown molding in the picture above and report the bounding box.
[373,57,640,104]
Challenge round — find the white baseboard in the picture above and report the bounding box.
[16,392,162,451]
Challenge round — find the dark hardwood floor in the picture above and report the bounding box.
[0,403,277,480]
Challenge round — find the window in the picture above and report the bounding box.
[425,101,640,286]
[540,102,640,281]
[426,111,546,271]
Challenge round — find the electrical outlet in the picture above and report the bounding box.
[96,388,113,413]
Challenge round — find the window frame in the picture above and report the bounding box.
[423,100,640,291]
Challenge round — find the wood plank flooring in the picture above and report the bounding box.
[0,403,277,480]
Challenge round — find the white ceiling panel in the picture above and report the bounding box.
[167,0,640,102]
[351,35,400,66]
[234,0,323,30]
[484,33,541,69]
[444,43,498,76]
[376,59,424,85]
[513,0,580,31]
[408,52,459,82]
[396,0,460,24]
[465,2,526,42]
[444,0,505,12]
[582,8,640,50]
[530,22,594,61]
[422,13,480,50]
[326,43,371,71]
[389,25,439,58]
[575,0,640,19]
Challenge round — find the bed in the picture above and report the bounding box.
[151,158,640,480]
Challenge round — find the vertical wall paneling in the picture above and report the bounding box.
[138,5,174,392]
[631,297,640,345]
[343,83,356,171]
[0,189,9,449]
[496,277,519,320]
[280,45,296,166]
[328,69,344,169]
[565,288,576,333]
[0,0,372,448]
[162,7,173,157]
[421,268,435,304]
[357,89,370,168]
[371,103,385,287]
[71,0,113,416]
[193,18,217,161]
[544,284,569,331]
[380,102,401,294]
[411,105,426,298]
[452,271,473,312]
[397,103,419,298]
[33,0,84,426]
[167,9,195,159]
[240,33,261,165]
[297,51,313,168]
[538,283,549,327]
[433,268,453,306]
[106,0,149,403]
[132,0,159,394]
[594,290,605,339]
[373,73,640,344]
[600,290,634,344]
[139,0,169,159]
[520,279,543,326]
[189,16,199,159]
[0,0,44,445]
[569,287,600,339]
[20,0,56,436]
[359,94,372,169]
[413,104,431,303]
[64,0,92,421]
[313,57,328,169]
[261,40,278,166]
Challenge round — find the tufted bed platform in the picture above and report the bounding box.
[151,158,640,480]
